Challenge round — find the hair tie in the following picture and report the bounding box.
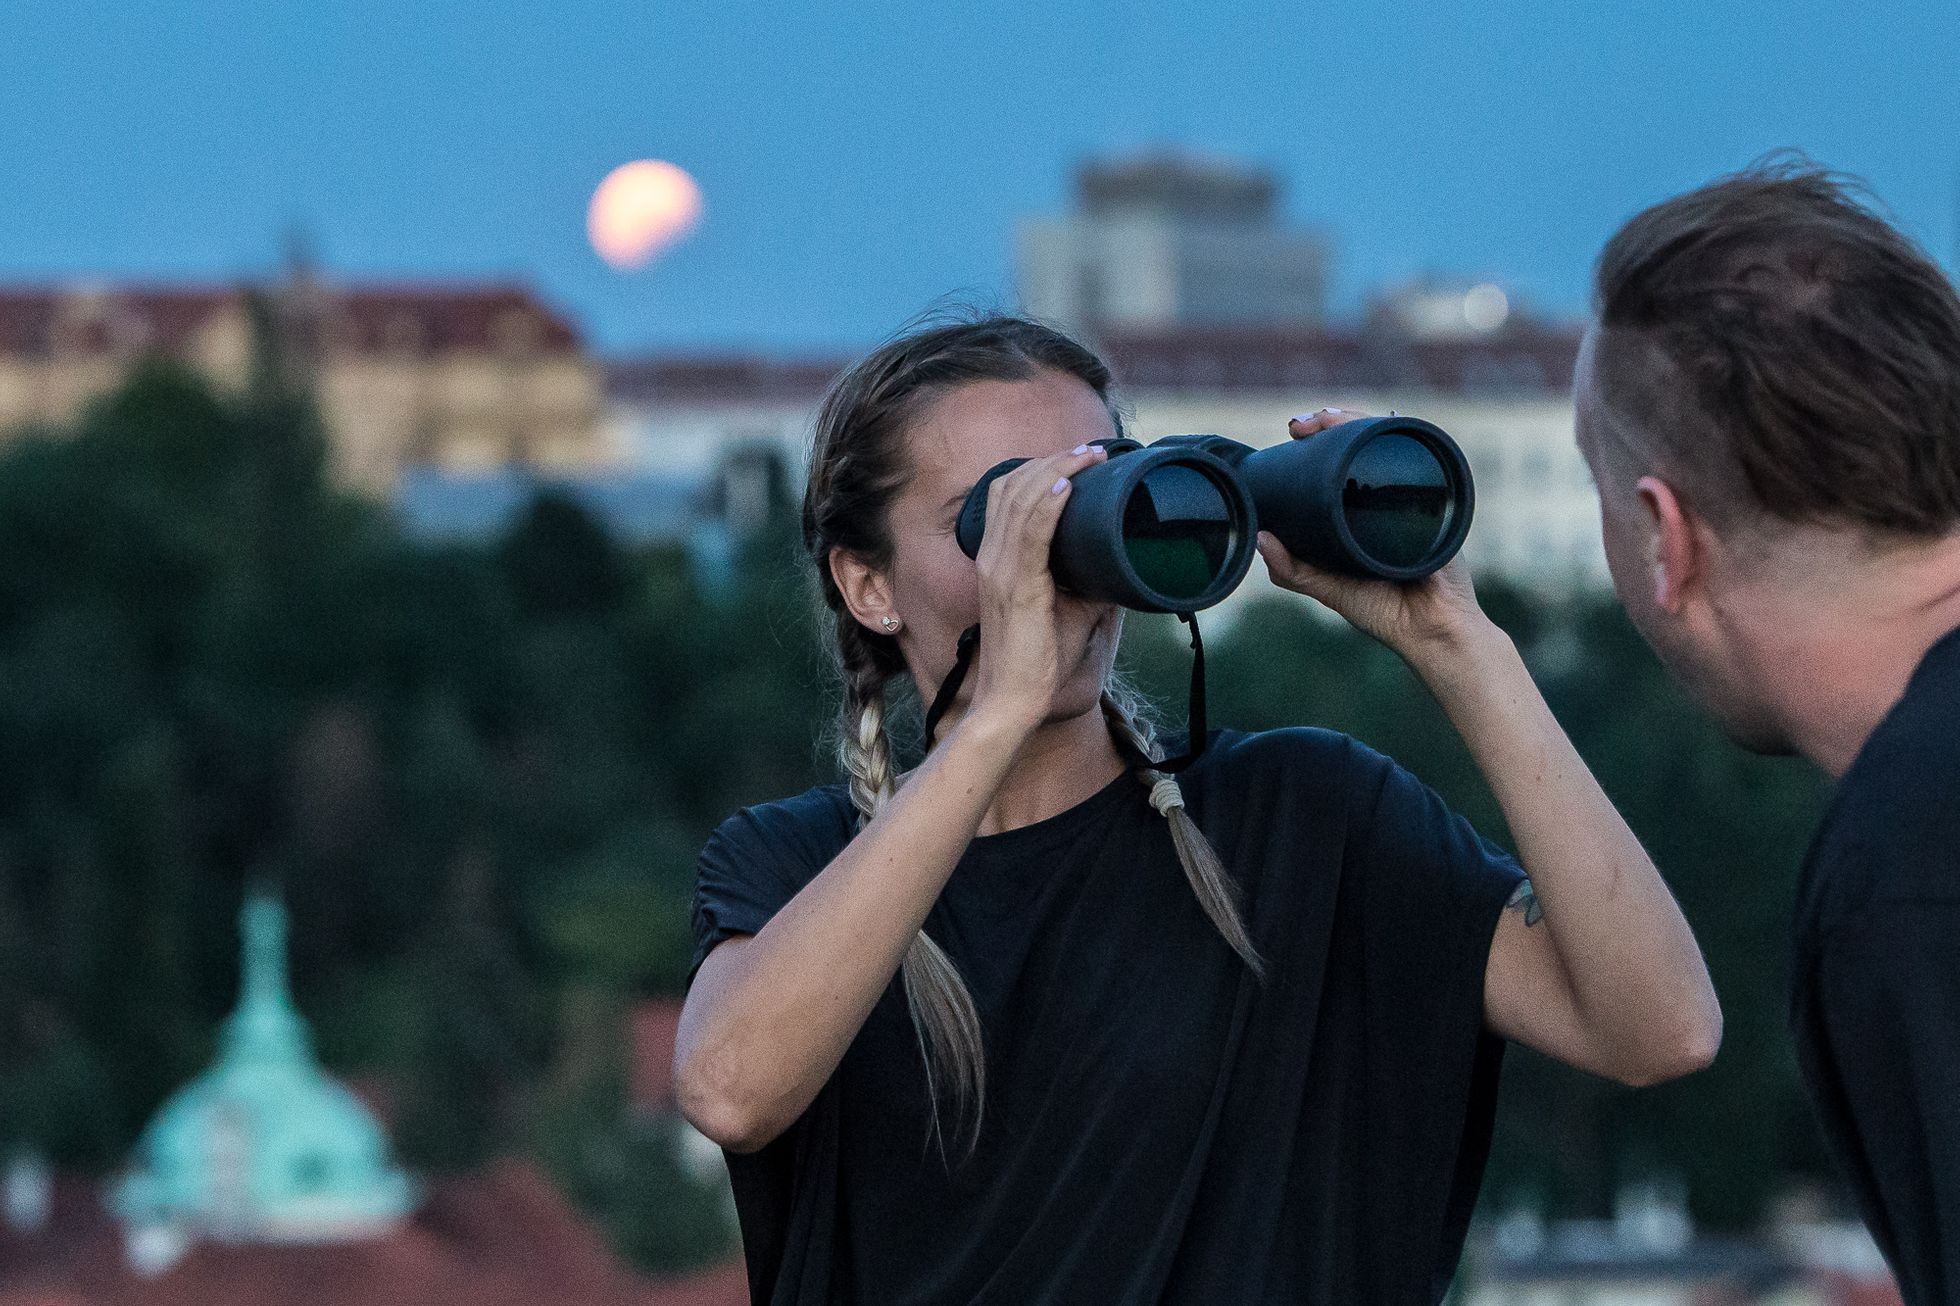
[1149,776,1185,816]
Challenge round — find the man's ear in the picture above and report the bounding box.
[828,545,893,632]
[1633,475,1702,614]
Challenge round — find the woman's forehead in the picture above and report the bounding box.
[904,373,1115,500]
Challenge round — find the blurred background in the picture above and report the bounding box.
[1,2,1956,1303]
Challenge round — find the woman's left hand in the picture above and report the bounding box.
[1254,408,1491,668]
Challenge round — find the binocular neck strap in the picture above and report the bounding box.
[1153,612,1208,774]
[920,615,1211,775]
[922,623,983,747]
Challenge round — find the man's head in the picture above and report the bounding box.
[1575,155,1960,752]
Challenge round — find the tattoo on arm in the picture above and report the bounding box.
[1506,877,1544,927]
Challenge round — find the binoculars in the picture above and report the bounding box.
[953,415,1475,614]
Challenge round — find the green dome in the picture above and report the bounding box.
[112,890,415,1242]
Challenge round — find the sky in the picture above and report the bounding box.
[3,0,1956,355]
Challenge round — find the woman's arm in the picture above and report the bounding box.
[675,441,1111,1152]
[1407,621,1721,1085]
[678,706,1030,1153]
[1260,409,1721,1087]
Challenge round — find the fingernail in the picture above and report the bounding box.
[1291,414,1314,424]
[1322,407,1343,415]
[1072,443,1090,454]
[1051,477,1070,494]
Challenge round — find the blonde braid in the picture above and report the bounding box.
[1100,683,1266,978]
[834,615,986,1157]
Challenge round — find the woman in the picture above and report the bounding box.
[675,315,1720,1304]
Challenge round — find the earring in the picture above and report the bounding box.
[880,615,902,633]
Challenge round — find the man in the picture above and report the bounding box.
[1573,156,1960,1303]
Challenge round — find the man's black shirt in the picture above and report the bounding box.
[689,726,1524,1305]
[1791,622,1960,1304]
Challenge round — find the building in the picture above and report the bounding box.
[0,274,615,491]
[1460,1184,1901,1306]
[1017,150,1331,336]
[0,893,746,1306]
[111,890,414,1253]
[1099,323,1608,596]
[384,353,814,595]
[603,321,1610,601]
[1368,276,1524,341]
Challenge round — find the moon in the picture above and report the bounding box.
[588,160,704,270]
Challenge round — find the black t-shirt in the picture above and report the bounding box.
[1790,623,1960,1305]
[689,725,1525,1305]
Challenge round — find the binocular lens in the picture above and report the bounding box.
[955,414,1471,611]
[1121,463,1238,601]
[1341,432,1456,571]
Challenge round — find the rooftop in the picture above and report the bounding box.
[0,1161,743,1306]
[1076,150,1280,222]
[0,282,582,359]
[600,323,1583,406]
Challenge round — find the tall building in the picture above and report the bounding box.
[1017,151,1331,336]
[0,273,615,491]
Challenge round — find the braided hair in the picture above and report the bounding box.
[802,313,1263,1155]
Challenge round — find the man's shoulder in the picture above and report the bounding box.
[1808,676,1960,926]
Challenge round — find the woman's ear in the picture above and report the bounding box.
[1633,475,1702,614]
[829,546,894,632]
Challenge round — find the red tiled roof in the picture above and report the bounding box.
[0,282,582,359]
[330,285,580,354]
[600,326,1582,405]
[0,287,236,357]
[1809,1270,1905,1306]
[604,355,845,405]
[0,1160,743,1306]
[1099,325,1580,395]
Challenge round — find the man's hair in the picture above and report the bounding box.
[1591,152,1960,536]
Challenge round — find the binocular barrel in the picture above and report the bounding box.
[955,415,1475,614]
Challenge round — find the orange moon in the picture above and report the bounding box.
[588,160,703,269]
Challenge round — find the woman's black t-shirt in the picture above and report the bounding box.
[688,725,1524,1305]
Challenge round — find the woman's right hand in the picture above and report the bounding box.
[961,442,1109,737]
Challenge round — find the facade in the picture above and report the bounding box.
[1461,1186,1901,1306]
[0,277,615,491]
[1017,151,1331,336]
[603,323,1611,601]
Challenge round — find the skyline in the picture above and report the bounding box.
[3,1,1956,353]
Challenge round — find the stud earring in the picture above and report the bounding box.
[880,615,902,632]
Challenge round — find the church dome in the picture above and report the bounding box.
[112,890,415,1243]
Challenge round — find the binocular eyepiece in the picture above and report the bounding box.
[954,415,1475,614]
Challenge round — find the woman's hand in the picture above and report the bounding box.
[963,442,1110,736]
[1254,408,1490,670]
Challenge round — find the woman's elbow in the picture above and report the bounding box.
[674,1047,786,1154]
[1614,1005,1723,1088]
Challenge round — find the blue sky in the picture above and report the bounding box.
[3,0,1955,354]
